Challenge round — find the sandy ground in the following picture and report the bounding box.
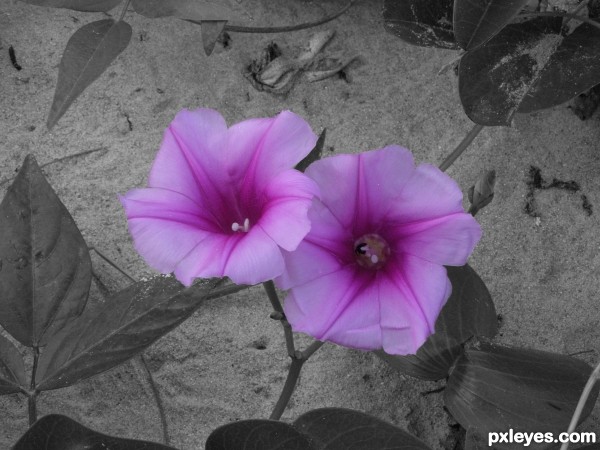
[1,1,600,448]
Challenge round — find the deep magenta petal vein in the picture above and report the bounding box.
[120,108,319,286]
[275,146,482,356]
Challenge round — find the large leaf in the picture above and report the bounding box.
[13,414,176,450]
[518,23,600,113]
[294,408,432,450]
[459,17,600,125]
[445,344,599,448]
[453,0,530,51]
[0,334,27,395]
[35,276,219,391]
[206,419,315,450]
[47,19,132,129]
[19,0,121,12]
[0,155,91,347]
[131,0,231,21]
[377,264,497,380]
[383,0,459,50]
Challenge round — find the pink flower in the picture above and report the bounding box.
[120,108,319,286]
[276,146,481,355]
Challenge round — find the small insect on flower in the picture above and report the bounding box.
[120,108,319,286]
[276,146,482,355]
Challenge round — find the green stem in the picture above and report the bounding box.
[27,393,38,426]
[268,341,325,420]
[560,359,600,450]
[205,283,250,300]
[188,0,354,34]
[118,0,132,22]
[439,123,484,172]
[28,347,40,426]
[263,281,295,357]
[302,340,324,359]
[269,357,304,420]
[89,246,136,283]
[518,11,600,31]
[136,355,170,445]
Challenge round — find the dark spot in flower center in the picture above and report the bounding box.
[353,234,390,270]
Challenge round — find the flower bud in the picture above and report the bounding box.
[468,170,496,216]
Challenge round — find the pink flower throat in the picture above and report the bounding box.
[354,233,390,270]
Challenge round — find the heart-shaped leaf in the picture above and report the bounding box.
[453,0,530,51]
[205,419,315,450]
[0,334,26,395]
[13,414,176,450]
[518,23,600,113]
[19,0,121,12]
[35,276,219,391]
[457,16,599,126]
[47,19,132,129]
[377,264,497,380]
[383,0,459,50]
[0,155,92,347]
[131,0,232,21]
[295,128,326,173]
[445,344,599,448]
[294,408,432,450]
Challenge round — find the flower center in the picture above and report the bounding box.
[231,218,250,233]
[354,234,390,270]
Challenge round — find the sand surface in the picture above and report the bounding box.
[1,1,600,448]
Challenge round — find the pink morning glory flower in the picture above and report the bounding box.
[276,146,482,355]
[120,108,319,286]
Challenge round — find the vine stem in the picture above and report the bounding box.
[133,355,171,445]
[188,0,354,34]
[28,347,40,426]
[118,0,132,22]
[560,359,600,450]
[262,281,325,419]
[269,341,324,420]
[439,123,484,172]
[205,283,250,300]
[518,11,600,31]
[263,281,295,357]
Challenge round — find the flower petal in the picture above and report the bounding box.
[379,255,451,354]
[173,224,286,286]
[119,188,216,273]
[386,163,465,223]
[229,111,318,194]
[304,152,358,230]
[276,240,345,290]
[174,233,234,286]
[284,267,364,339]
[318,278,383,351]
[148,108,228,206]
[259,170,319,252]
[305,146,415,233]
[224,225,285,285]
[304,199,354,259]
[392,213,482,266]
[356,146,415,228]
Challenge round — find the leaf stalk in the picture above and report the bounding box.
[118,0,132,22]
[439,123,484,172]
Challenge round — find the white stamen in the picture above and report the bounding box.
[232,218,250,233]
[370,254,378,264]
